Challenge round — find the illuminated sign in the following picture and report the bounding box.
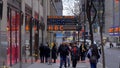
[48,25,63,31]
[109,26,120,36]
[47,16,76,25]
[48,16,75,19]
[47,25,77,31]
[47,16,78,31]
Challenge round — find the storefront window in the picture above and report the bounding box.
[7,8,20,66]
[25,15,31,31]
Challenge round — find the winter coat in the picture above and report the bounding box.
[44,46,50,58]
[58,44,69,57]
[79,44,87,54]
[52,45,57,59]
[39,45,45,56]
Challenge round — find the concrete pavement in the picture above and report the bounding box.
[27,61,103,68]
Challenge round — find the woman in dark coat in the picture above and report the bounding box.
[44,43,50,63]
[39,43,45,63]
[52,43,57,63]
[79,42,87,61]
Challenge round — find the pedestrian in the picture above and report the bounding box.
[39,43,45,63]
[109,42,113,48]
[52,43,57,63]
[79,42,87,62]
[98,44,101,54]
[44,43,50,63]
[66,43,71,67]
[57,42,69,68]
[86,44,100,68]
[71,42,80,68]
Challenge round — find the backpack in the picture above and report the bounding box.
[90,49,98,63]
[72,46,79,60]
[73,47,77,55]
[90,55,97,63]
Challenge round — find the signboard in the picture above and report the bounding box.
[47,25,77,31]
[47,16,76,25]
[47,16,78,31]
[108,26,120,36]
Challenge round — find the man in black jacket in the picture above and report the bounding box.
[39,43,45,63]
[58,42,69,68]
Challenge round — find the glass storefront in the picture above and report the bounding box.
[7,7,21,66]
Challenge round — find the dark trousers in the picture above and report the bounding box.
[45,56,48,63]
[81,52,86,61]
[110,45,113,48]
[90,62,97,68]
[72,59,77,68]
[40,55,44,63]
[53,58,56,63]
[60,56,67,68]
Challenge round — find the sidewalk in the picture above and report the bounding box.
[27,61,103,68]
[11,63,31,68]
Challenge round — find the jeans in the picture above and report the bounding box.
[59,56,67,68]
[90,62,97,68]
[67,56,70,67]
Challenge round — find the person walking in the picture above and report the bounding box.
[44,43,50,63]
[66,43,71,67]
[79,42,87,62]
[109,42,113,48]
[58,42,69,68]
[71,42,80,68]
[87,44,100,68]
[39,43,45,63]
[52,43,57,63]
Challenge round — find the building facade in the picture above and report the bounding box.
[106,0,120,43]
[0,0,62,67]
